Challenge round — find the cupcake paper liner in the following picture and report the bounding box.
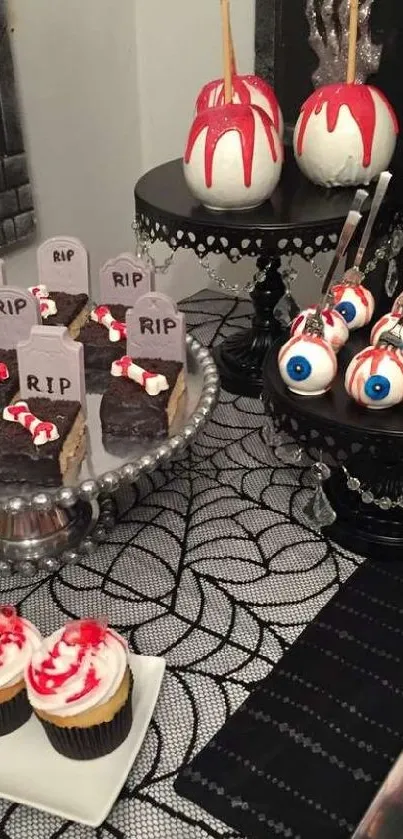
[36,670,133,760]
[0,687,32,736]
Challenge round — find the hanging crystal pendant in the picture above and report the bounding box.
[273,293,300,328]
[262,415,285,447]
[303,461,336,528]
[275,443,303,465]
[385,258,399,299]
[274,258,299,328]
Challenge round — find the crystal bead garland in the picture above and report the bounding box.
[198,255,269,295]
[342,465,403,510]
[273,255,300,328]
[132,220,174,275]
[303,459,337,529]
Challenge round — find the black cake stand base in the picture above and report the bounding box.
[263,332,403,562]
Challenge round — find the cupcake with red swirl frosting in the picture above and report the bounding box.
[0,606,41,735]
[25,618,133,760]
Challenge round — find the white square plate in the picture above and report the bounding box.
[0,654,165,827]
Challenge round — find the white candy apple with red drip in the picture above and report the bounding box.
[290,306,349,353]
[196,74,284,138]
[332,268,375,331]
[184,102,283,211]
[293,83,398,188]
[345,344,403,410]
[370,293,403,348]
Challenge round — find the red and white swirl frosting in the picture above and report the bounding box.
[25,620,128,717]
[0,607,41,689]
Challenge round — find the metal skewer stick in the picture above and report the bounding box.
[351,171,393,277]
[378,314,403,350]
[320,209,363,301]
[304,209,363,337]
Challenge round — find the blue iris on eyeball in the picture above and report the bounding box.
[335,300,356,324]
[286,355,312,381]
[364,374,391,401]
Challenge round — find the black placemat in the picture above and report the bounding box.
[175,559,403,839]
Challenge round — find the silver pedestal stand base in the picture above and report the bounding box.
[0,493,117,577]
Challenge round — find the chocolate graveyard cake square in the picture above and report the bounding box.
[43,291,89,338]
[0,350,19,411]
[79,304,129,371]
[0,399,85,486]
[100,357,185,440]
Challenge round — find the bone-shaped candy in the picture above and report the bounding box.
[0,363,9,382]
[111,355,169,396]
[29,284,49,299]
[3,401,59,446]
[39,298,57,319]
[29,284,57,319]
[91,305,127,342]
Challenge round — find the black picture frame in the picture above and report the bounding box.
[0,0,35,251]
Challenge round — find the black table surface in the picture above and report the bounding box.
[135,151,375,236]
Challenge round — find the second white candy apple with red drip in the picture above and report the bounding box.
[293,0,398,188]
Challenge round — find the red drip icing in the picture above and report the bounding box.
[28,620,108,699]
[185,104,278,188]
[196,74,281,133]
[333,284,370,308]
[115,356,132,376]
[0,609,25,661]
[349,346,403,393]
[66,665,100,704]
[0,363,9,382]
[63,619,107,648]
[111,320,127,339]
[296,83,398,168]
[93,305,110,320]
[141,370,159,386]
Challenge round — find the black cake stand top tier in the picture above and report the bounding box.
[135,153,377,261]
[263,331,403,460]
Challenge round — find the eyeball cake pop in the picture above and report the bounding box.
[184,103,283,211]
[196,75,284,138]
[278,331,337,396]
[291,306,349,352]
[345,344,403,409]
[332,275,375,330]
[370,293,403,347]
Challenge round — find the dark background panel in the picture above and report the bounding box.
[0,0,35,249]
[255,0,403,176]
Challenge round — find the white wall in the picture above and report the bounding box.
[3,0,257,301]
[6,0,141,291]
[135,0,256,298]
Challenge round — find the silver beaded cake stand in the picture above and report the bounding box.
[0,335,219,576]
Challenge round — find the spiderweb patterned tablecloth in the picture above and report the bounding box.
[0,291,363,839]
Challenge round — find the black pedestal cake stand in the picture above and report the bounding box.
[263,332,403,561]
[134,152,390,397]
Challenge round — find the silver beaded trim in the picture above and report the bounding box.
[342,465,403,511]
